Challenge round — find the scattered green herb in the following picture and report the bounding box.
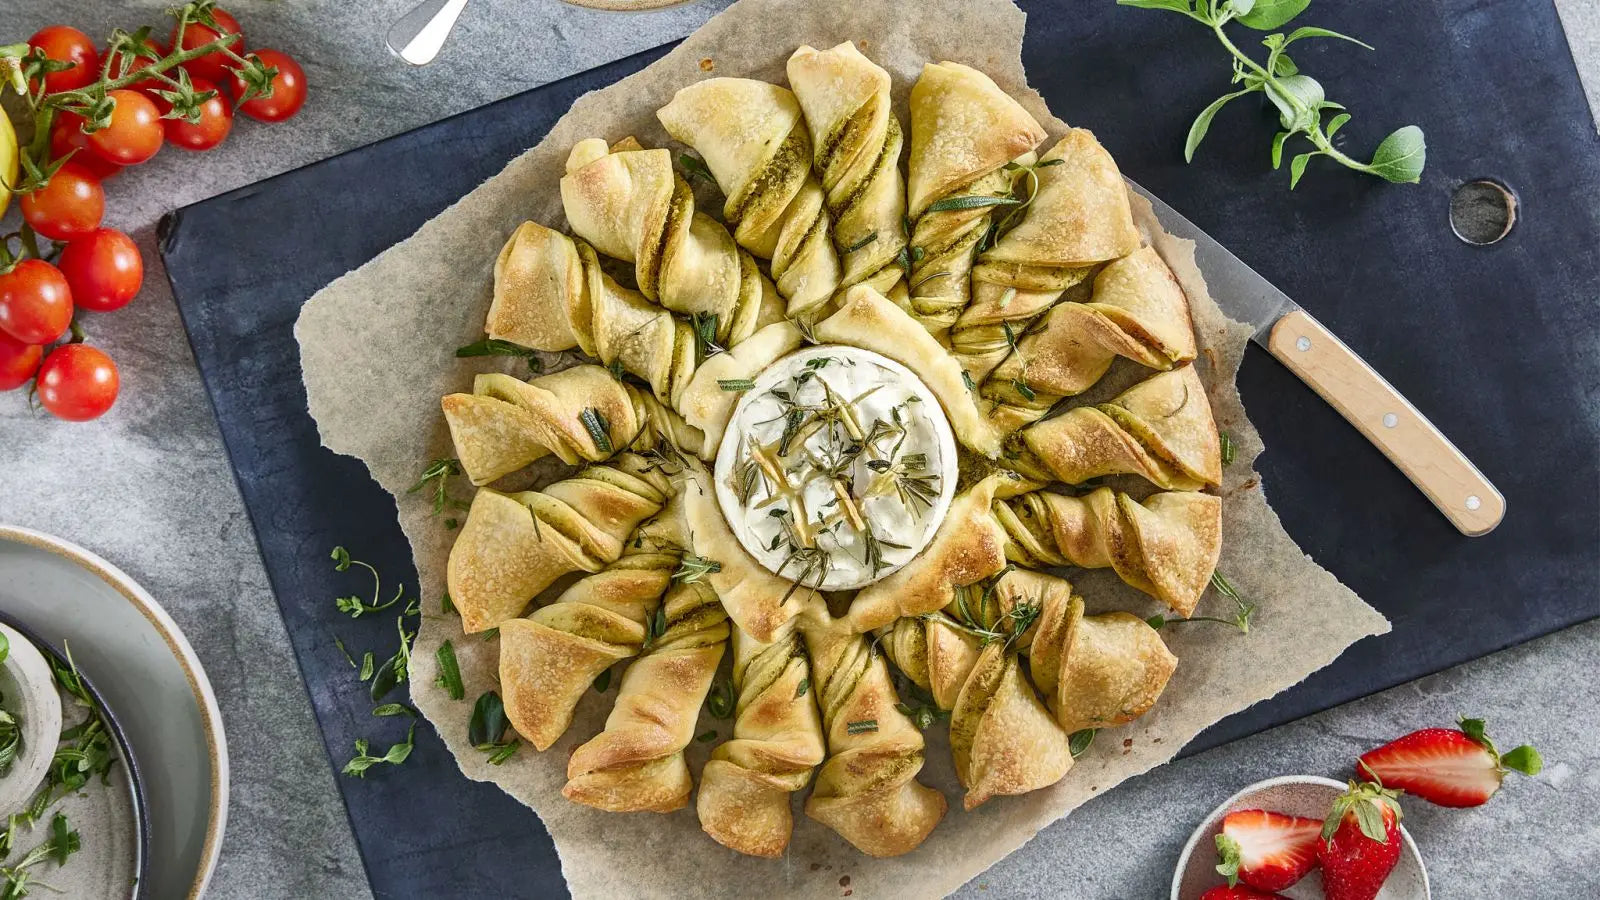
[579,407,613,455]
[455,337,543,373]
[592,668,612,694]
[358,652,375,682]
[1119,0,1425,187]
[794,678,810,700]
[405,458,467,517]
[1069,728,1098,758]
[1220,430,1236,466]
[673,554,722,584]
[435,641,464,701]
[0,812,79,899]
[718,378,756,392]
[678,152,715,182]
[925,194,1023,213]
[845,719,879,735]
[706,679,736,720]
[342,721,417,778]
[844,231,878,253]
[690,311,724,360]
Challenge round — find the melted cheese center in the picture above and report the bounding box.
[713,345,959,591]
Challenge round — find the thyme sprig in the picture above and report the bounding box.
[1147,570,1255,633]
[406,458,467,517]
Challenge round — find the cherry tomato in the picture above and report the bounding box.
[172,8,244,84]
[58,229,144,313]
[232,49,306,122]
[0,332,43,391]
[160,77,233,151]
[49,112,123,180]
[0,260,74,345]
[28,25,100,95]
[36,343,119,421]
[19,163,104,242]
[86,90,164,166]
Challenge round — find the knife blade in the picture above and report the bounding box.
[1130,182,1505,537]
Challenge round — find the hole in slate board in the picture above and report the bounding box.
[1450,179,1518,245]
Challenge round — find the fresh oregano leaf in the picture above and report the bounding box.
[1363,125,1427,184]
[1234,0,1309,30]
[1069,728,1098,757]
[1265,74,1325,131]
[1324,112,1352,139]
[1284,25,1373,50]
[1289,151,1316,189]
[1186,89,1255,162]
[435,640,464,701]
[1270,130,1290,169]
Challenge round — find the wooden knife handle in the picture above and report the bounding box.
[1266,309,1505,536]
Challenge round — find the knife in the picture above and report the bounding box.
[1131,183,1505,537]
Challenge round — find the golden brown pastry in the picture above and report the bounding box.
[562,578,730,812]
[487,223,700,406]
[845,474,1009,633]
[980,247,1198,433]
[698,623,826,857]
[952,129,1143,381]
[681,464,815,642]
[815,284,1004,457]
[786,42,907,295]
[560,139,779,339]
[1010,365,1222,491]
[657,79,840,318]
[499,496,689,750]
[904,61,1047,339]
[994,486,1222,617]
[803,623,946,856]
[999,569,1177,735]
[446,453,673,633]
[881,614,1073,809]
[442,366,705,485]
[674,321,803,456]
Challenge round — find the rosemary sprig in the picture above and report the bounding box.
[673,554,722,584]
[579,407,613,455]
[455,337,543,373]
[718,378,756,392]
[434,640,464,701]
[690,312,724,360]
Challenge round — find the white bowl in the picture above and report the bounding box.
[1172,775,1430,900]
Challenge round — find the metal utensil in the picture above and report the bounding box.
[386,0,469,66]
[1132,183,1505,537]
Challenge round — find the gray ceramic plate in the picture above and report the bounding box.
[0,615,149,898]
[1173,775,1429,900]
[0,526,228,899]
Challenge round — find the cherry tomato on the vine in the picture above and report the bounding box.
[0,260,74,346]
[36,343,119,421]
[232,49,306,122]
[87,90,164,166]
[173,8,244,84]
[28,25,101,95]
[19,163,104,242]
[58,229,144,313]
[0,332,43,392]
[160,76,233,151]
[49,112,123,180]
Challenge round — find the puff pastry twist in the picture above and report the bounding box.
[1007,365,1223,494]
[499,496,690,751]
[951,129,1143,382]
[994,485,1223,618]
[658,79,841,319]
[442,366,704,486]
[563,579,731,813]
[980,246,1198,435]
[446,453,673,633]
[698,624,827,858]
[903,61,1047,340]
[802,624,947,857]
[881,615,1073,809]
[787,42,908,297]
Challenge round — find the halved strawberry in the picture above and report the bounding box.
[1214,809,1321,891]
[1319,781,1403,900]
[1357,716,1542,808]
[1199,886,1287,900]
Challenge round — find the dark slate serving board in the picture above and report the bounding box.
[159,3,1600,897]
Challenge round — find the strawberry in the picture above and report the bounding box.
[1357,716,1542,808]
[1318,781,1403,900]
[1214,809,1322,891]
[1198,886,1287,900]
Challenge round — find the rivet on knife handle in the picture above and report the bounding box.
[1266,309,1505,536]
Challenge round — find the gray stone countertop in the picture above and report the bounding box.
[0,1,1594,897]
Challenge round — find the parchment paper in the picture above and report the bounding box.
[295,0,1390,895]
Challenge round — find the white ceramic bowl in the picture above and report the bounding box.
[1172,775,1430,900]
[0,526,228,900]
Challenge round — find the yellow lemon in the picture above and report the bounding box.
[0,105,17,218]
